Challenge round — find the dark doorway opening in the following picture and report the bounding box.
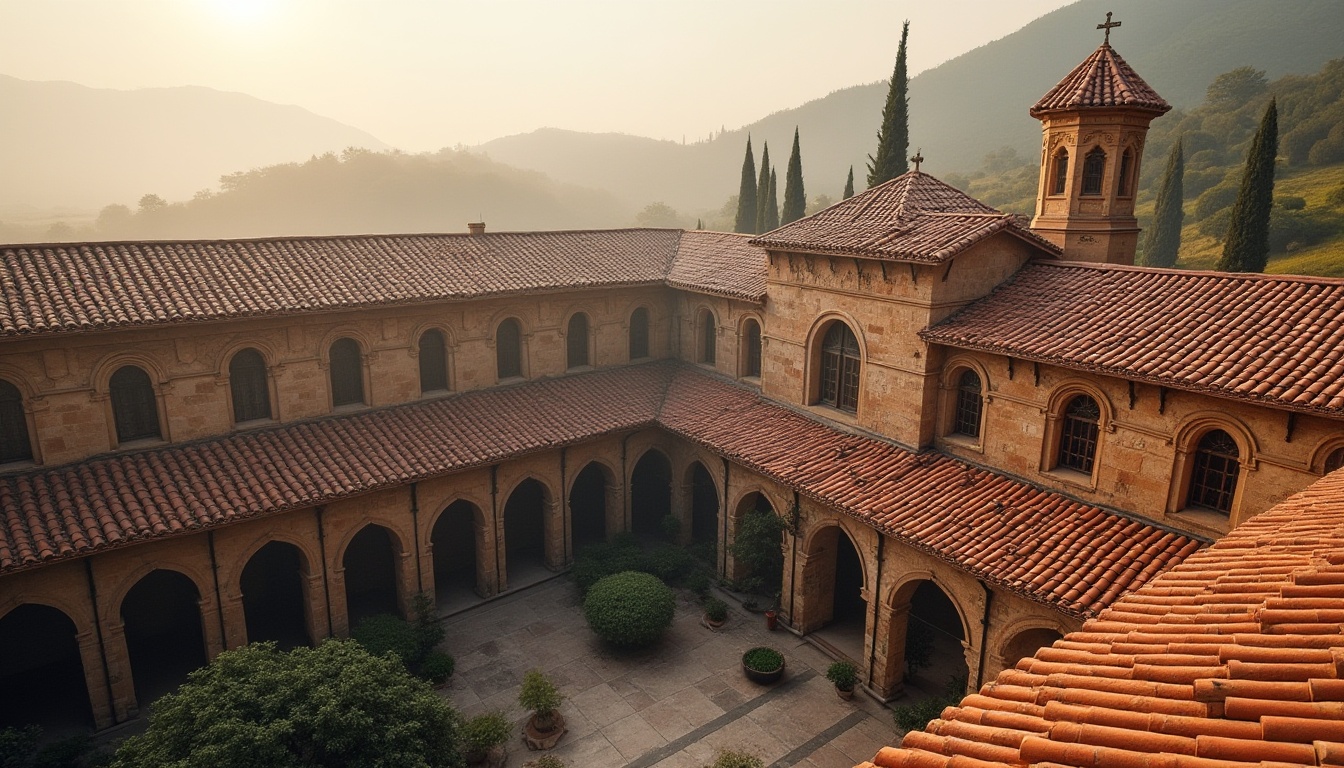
[121,570,207,708]
[689,462,719,548]
[343,525,401,626]
[630,449,671,539]
[241,542,310,649]
[432,500,479,613]
[569,463,608,554]
[0,605,94,732]
[504,479,549,587]
[904,581,970,694]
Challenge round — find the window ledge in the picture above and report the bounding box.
[740,375,761,388]
[566,365,594,374]
[117,437,166,451]
[1166,507,1231,537]
[332,402,369,413]
[233,417,278,431]
[496,375,526,385]
[1042,467,1097,492]
[418,388,452,400]
[0,458,38,475]
[939,433,984,454]
[809,403,859,426]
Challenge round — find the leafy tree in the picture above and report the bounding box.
[636,202,685,228]
[137,193,167,213]
[843,166,855,199]
[1205,66,1268,111]
[867,20,911,187]
[728,505,785,595]
[807,194,835,215]
[1140,138,1185,267]
[781,128,806,224]
[755,142,771,234]
[734,138,757,234]
[1217,98,1278,273]
[112,641,464,768]
[765,169,779,231]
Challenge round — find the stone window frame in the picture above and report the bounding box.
[627,306,651,361]
[1080,146,1107,196]
[1117,146,1137,198]
[561,310,594,371]
[326,337,369,410]
[0,369,40,467]
[219,344,279,426]
[805,314,866,419]
[1313,437,1344,476]
[410,325,454,397]
[1039,381,1113,490]
[937,357,991,453]
[695,307,718,367]
[490,315,529,383]
[1166,414,1257,533]
[91,353,172,450]
[737,314,764,381]
[1050,147,1069,196]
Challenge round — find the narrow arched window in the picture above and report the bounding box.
[743,319,762,378]
[699,310,716,365]
[820,323,860,412]
[1057,395,1101,473]
[418,330,448,393]
[0,380,32,463]
[953,370,982,438]
[229,348,271,423]
[1324,447,1344,474]
[109,365,161,443]
[1118,148,1135,197]
[1051,148,1069,195]
[496,319,522,379]
[566,313,590,369]
[629,307,650,360]
[1081,147,1106,195]
[329,338,365,407]
[1188,430,1240,514]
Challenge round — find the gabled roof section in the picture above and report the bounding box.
[922,262,1344,418]
[0,362,1201,619]
[0,228,768,338]
[868,468,1344,768]
[1031,43,1171,116]
[748,171,1060,263]
[668,230,766,302]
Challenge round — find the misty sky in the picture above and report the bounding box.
[2,0,1076,151]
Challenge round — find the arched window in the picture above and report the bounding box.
[1057,395,1101,473]
[109,365,161,443]
[629,308,650,360]
[418,330,448,393]
[496,319,522,379]
[1051,148,1069,195]
[566,313,590,369]
[1324,447,1344,474]
[329,338,365,407]
[820,323,860,412]
[0,379,32,463]
[1187,430,1240,515]
[1118,148,1135,197]
[952,370,982,438]
[743,319,762,378]
[698,310,716,365]
[229,348,271,423]
[1081,147,1106,195]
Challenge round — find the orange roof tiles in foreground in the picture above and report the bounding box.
[923,261,1344,418]
[0,228,764,338]
[865,468,1344,768]
[0,362,1200,620]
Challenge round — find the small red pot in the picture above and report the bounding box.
[765,610,778,630]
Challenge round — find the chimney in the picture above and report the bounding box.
[467,222,486,236]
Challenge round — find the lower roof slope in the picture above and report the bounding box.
[868,468,1344,768]
[0,362,1199,619]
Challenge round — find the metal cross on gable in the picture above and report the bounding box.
[910,149,924,173]
[1097,11,1121,44]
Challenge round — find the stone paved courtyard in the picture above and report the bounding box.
[438,577,902,768]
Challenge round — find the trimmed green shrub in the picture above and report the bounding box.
[659,514,681,541]
[524,757,568,768]
[706,750,764,768]
[742,647,783,673]
[826,660,858,690]
[519,669,563,718]
[892,675,968,733]
[643,544,692,583]
[352,613,420,666]
[703,597,728,623]
[583,571,676,648]
[421,651,456,684]
[1277,195,1307,210]
[460,711,511,756]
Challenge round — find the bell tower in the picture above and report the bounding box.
[1029,13,1170,264]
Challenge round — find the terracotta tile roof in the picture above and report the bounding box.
[1030,43,1171,116]
[0,363,1199,620]
[866,469,1344,768]
[749,172,1060,262]
[655,369,1200,618]
[667,230,766,301]
[924,261,1344,417]
[0,229,766,337]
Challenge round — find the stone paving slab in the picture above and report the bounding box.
[438,577,900,768]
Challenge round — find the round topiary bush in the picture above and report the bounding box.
[583,571,676,648]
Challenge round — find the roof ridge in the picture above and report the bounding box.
[2,227,689,251]
[1037,259,1344,287]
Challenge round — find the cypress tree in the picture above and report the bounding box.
[866,20,910,188]
[734,137,757,234]
[843,166,855,199]
[782,128,806,224]
[1217,98,1278,273]
[755,142,771,234]
[1140,138,1185,268]
[765,169,780,231]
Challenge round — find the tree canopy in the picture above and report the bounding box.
[867,20,911,188]
[1140,138,1185,267]
[781,128,806,225]
[1217,99,1278,272]
[734,138,757,234]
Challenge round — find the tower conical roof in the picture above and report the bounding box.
[1031,43,1170,116]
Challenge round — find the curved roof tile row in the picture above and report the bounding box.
[0,362,1199,619]
[1030,43,1171,116]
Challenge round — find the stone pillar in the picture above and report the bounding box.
[475,512,500,598]
[219,591,248,650]
[873,598,911,698]
[672,479,691,546]
[545,499,564,570]
[101,620,137,722]
[396,550,416,617]
[302,569,329,641]
[197,593,225,660]
[604,483,623,539]
[329,567,350,638]
[75,628,114,730]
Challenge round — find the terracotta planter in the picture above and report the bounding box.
[765,610,778,630]
[702,612,725,630]
[835,684,855,701]
[523,712,567,750]
[742,649,785,685]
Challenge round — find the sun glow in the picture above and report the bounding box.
[203,0,279,25]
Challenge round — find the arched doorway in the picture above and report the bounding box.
[431,500,480,613]
[728,492,783,595]
[0,605,94,731]
[241,542,310,649]
[1001,627,1064,669]
[121,570,207,707]
[343,525,401,627]
[802,526,867,662]
[630,449,672,539]
[888,579,970,696]
[689,462,719,550]
[504,479,550,589]
[569,463,609,554]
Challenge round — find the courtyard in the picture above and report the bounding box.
[438,576,903,768]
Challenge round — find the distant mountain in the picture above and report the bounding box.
[0,75,389,210]
[475,0,1343,214]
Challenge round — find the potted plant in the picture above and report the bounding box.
[519,669,566,750]
[825,660,858,700]
[461,711,511,766]
[741,646,785,685]
[703,597,728,629]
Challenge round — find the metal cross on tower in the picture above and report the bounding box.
[1097,11,1121,44]
[910,149,924,173]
